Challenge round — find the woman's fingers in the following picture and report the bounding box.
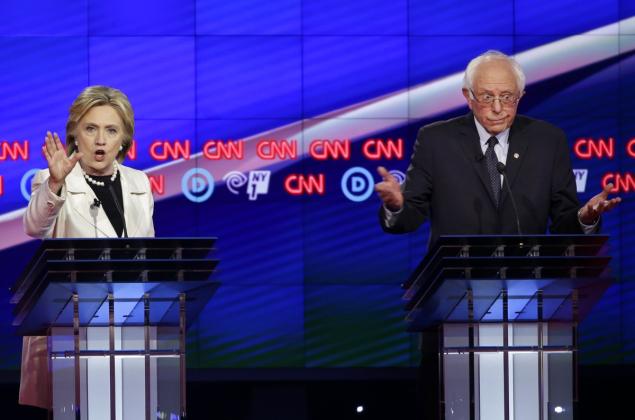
[53,132,64,151]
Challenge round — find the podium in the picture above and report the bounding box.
[11,238,220,420]
[403,235,612,420]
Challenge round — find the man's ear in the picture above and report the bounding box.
[462,88,473,111]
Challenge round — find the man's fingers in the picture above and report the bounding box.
[374,182,390,193]
[598,183,614,200]
[589,196,622,217]
[375,181,392,197]
[375,180,400,192]
[377,166,398,184]
[376,191,389,201]
[605,198,620,212]
[375,187,388,200]
[599,197,621,213]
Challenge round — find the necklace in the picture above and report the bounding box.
[82,161,119,187]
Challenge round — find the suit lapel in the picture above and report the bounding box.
[120,166,134,237]
[66,165,117,238]
[119,165,146,237]
[500,117,530,207]
[457,113,499,208]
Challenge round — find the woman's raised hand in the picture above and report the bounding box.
[43,131,83,194]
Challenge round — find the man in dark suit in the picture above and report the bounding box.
[374,50,620,419]
[376,50,620,245]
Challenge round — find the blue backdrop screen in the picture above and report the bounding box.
[0,0,633,370]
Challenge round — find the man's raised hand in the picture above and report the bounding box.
[375,166,404,212]
[578,182,621,225]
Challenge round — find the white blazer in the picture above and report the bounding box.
[24,162,155,239]
[20,163,155,409]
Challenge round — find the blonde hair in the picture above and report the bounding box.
[66,86,134,162]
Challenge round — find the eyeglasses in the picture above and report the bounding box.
[470,89,519,106]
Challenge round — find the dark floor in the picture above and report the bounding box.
[1,365,633,419]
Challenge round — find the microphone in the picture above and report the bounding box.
[496,162,522,236]
[89,198,100,237]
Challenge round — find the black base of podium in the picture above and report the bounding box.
[1,365,631,419]
[418,328,441,420]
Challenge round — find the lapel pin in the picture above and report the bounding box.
[513,153,519,159]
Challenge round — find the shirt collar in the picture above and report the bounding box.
[473,116,510,148]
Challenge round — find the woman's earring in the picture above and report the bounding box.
[119,145,123,151]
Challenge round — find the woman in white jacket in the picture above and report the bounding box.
[20,86,155,410]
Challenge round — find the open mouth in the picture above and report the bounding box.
[95,150,106,161]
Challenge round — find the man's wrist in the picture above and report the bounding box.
[384,204,403,215]
[578,208,598,227]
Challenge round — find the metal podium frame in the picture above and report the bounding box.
[11,238,220,420]
[403,235,612,420]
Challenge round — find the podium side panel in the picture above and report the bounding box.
[512,353,539,420]
[155,356,180,418]
[85,359,110,419]
[479,353,504,420]
[547,353,573,419]
[121,357,146,419]
[52,357,75,420]
[443,353,469,418]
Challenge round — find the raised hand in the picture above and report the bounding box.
[42,131,83,194]
[375,166,404,212]
[578,183,621,225]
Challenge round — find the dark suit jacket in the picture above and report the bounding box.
[380,112,583,247]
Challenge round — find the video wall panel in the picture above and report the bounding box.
[0,0,633,371]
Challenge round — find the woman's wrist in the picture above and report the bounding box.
[48,177,64,196]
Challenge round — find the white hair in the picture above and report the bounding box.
[462,50,526,93]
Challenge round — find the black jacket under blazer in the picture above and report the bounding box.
[380,112,583,247]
